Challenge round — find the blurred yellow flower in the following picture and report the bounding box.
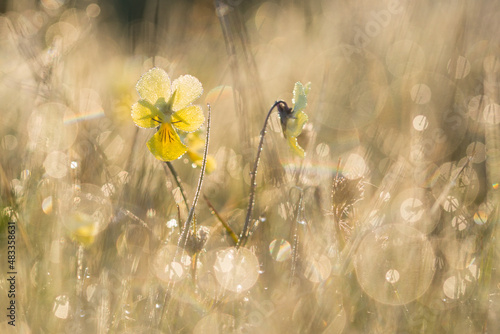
[277,82,311,157]
[131,68,204,161]
[183,130,217,173]
[67,211,98,246]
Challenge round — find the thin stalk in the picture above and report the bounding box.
[178,105,212,247]
[163,161,190,230]
[332,158,346,250]
[176,204,182,232]
[160,107,212,329]
[237,100,285,248]
[191,214,198,283]
[204,194,239,245]
[191,252,199,284]
[290,187,304,284]
[152,0,160,65]
[430,157,472,214]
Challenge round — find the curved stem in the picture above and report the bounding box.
[237,100,286,248]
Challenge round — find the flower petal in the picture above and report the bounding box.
[285,110,308,138]
[171,75,203,111]
[136,67,171,104]
[131,100,163,128]
[287,136,306,158]
[172,105,204,132]
[147,123,187,161]
[292,81,311,113]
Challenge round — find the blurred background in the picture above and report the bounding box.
[1,0,500,333]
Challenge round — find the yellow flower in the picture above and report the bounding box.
[183,130,217,173]
[277,82,311,157]
[131,68,205,161]
[67,211,98,246]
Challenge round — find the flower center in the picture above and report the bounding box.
[155,97,174,123]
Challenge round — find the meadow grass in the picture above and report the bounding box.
[1,0,500,333]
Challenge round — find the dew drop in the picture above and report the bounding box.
[443,196,459,212]
[86,3,101,18]
[28,103,78,152]
[466,142,486,164]
[153,245,188,283]
[410,84,431,104]
[315,142,330,157]
[53,295,70,319]
[400,197,424,223]
[303,255,331,283]
[451,215,468,231]
[412,115,429,131]
[166,219,178,228]
[483,103,500,125]
[213,247,260,293]
[379,191,391,201]
[118,171,130,184]
[86,284,96,301]
[443,275,467,299]
[269,239,292,262]
[44,151,69,178]
[101,183,115,197]
[42,196,53,214]
[385,269,400,284]
[473,211,487,225]
[447,56,470,79]
[59,184,112,241]
[146,208,156,218]
[172,187,183,204]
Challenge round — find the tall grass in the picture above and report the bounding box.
[1,0,500,333]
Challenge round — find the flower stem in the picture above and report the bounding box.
[163,161,190,230]
[178,105,212,247]
[237,100,286,248]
